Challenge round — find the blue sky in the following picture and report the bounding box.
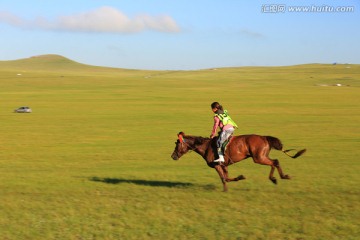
[0,0,359,70]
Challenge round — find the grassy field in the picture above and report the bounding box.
[0,55,359,239]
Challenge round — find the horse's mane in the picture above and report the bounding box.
[185,135,211,145]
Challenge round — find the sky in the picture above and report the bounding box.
[0,0,359,70]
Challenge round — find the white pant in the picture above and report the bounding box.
[217,127,235,149]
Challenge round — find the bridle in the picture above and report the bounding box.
[176,134,197,156]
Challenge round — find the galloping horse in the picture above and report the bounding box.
[171,132,306,191]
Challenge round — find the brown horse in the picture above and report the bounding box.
[171,132,306,191]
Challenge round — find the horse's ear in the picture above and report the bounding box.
[177,132,185,143]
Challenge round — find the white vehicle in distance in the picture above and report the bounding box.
[14,106,32,113]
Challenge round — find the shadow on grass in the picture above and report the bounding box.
[89,177,216,190]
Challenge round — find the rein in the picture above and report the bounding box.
[179,135,198,152]
[178,133,234,165]
[178,133,238,164]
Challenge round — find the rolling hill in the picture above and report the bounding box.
[0,54,135,74]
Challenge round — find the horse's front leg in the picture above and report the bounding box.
[221,165,246,182]
[214,165,228,192]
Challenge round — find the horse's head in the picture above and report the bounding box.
[171,132,191,160]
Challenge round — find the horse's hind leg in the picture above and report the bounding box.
[273,159,290,180]
[253,157,279,184]
[269,165,277,184]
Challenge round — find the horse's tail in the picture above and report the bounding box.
[265,136,283,150]
[265,136,306,159]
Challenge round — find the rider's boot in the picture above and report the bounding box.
[214,148,225,163]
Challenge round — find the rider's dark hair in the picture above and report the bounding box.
[211,102,223,111]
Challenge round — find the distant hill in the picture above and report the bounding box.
[1,54,358,74]
[0,54,127,73]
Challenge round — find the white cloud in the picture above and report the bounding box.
[0,11,25,27]
[240,29,265,39]
[0,6,180,33]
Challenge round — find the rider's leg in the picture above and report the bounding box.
[214,128,234,163]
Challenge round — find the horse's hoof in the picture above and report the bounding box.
[282,175,291,179]
[237,175,246,181]
[270,177,277,184]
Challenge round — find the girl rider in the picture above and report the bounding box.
[210,102,238,163]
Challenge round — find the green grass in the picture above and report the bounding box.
[0,55,359,239]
